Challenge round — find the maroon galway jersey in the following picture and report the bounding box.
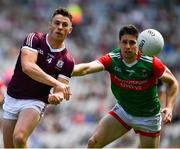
[7,32,75,103]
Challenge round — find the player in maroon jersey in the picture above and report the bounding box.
[2,7,75,148]
[72,25,179,148]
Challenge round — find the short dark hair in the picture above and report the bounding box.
[119,24,139,40]
[51,7,72,22]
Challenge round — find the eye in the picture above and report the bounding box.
[54,21,60,26]
[129,40,136,45]
[62,22,69,28]
[121,40,136,45]
[122,40,128,45]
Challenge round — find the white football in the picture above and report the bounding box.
[137,29,164,56]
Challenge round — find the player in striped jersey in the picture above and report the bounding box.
[2,7,74,148]
[72,24,179,148]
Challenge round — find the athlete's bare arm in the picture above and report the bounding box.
[72,60,104,76]
[160,67,179,124]
[21,48,70,100]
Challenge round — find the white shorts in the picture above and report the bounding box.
[109,103,162,137]
[3,94,47,120]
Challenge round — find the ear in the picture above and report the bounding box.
[68,26,73,34]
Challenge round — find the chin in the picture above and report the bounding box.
[55,35,63,40]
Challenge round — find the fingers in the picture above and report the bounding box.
[161,108,172,124]
[163,113,172,124]
[48,93,63,105]
[64,86,72,101]
[54,83,72,101]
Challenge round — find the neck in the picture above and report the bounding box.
[121,50,140,64]
[47,34,64,49]
[124,57,136,64]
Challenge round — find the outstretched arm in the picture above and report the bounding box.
[160,67,179,124]
[72,60,104,76]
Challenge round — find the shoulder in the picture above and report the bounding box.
[109,48,121,58]
[153,56,164,64]
[98,48,119,69]
[152,56,166,78]
[22,32,46,50]
[139,55,153,64]
[25,32,46,41]
[33,32,46,40]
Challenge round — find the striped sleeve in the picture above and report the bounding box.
[21,32,39,52]
[153,56,166,78]
[98,54,112,70]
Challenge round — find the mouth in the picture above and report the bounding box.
[56,32,63,36]
[125,51,132,54]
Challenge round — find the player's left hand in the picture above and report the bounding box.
[161,107,173,124]
[48,92,64,105]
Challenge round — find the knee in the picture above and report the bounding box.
[13,132,27,147]
[88,138,97,148]
[88,137,103,148]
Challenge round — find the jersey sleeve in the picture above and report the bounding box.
[98,54,112,70]
[153,56,166,78]
[21,32,40,52]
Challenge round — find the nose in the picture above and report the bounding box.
[58,25,62,29]
[58,23,63,29]
[125,42,131,48]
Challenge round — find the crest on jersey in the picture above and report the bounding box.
[56,60,64,69]
[114,66,122,73]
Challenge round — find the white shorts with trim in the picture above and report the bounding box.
[109,103,162,133]
[3,94,47,120]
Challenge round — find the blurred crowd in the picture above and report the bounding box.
[0,0,180,148]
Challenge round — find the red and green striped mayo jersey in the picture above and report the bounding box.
[98,48,166,117]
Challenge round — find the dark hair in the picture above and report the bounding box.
[119,24,139,40]
[51,7,72,22]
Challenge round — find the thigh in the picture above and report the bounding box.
[132,113,162,133]
[88,114,130,148]
[139,134,160,148]
[2,119,17,148]
[14,108,41,140]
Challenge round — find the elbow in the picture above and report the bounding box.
[21,64,31,74]
[175,81,180,95]
[75,71,87,76]
[81,69,91,76]
[174,78,179,93]
[169,79,179,96]
[72,68,89,76]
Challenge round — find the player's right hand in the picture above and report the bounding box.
[54,82,72,101]
[161,107,173,124]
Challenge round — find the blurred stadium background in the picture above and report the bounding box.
[0,0,180,148]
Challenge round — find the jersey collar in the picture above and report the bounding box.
[120,50,142,67]
[46,34,65,52]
